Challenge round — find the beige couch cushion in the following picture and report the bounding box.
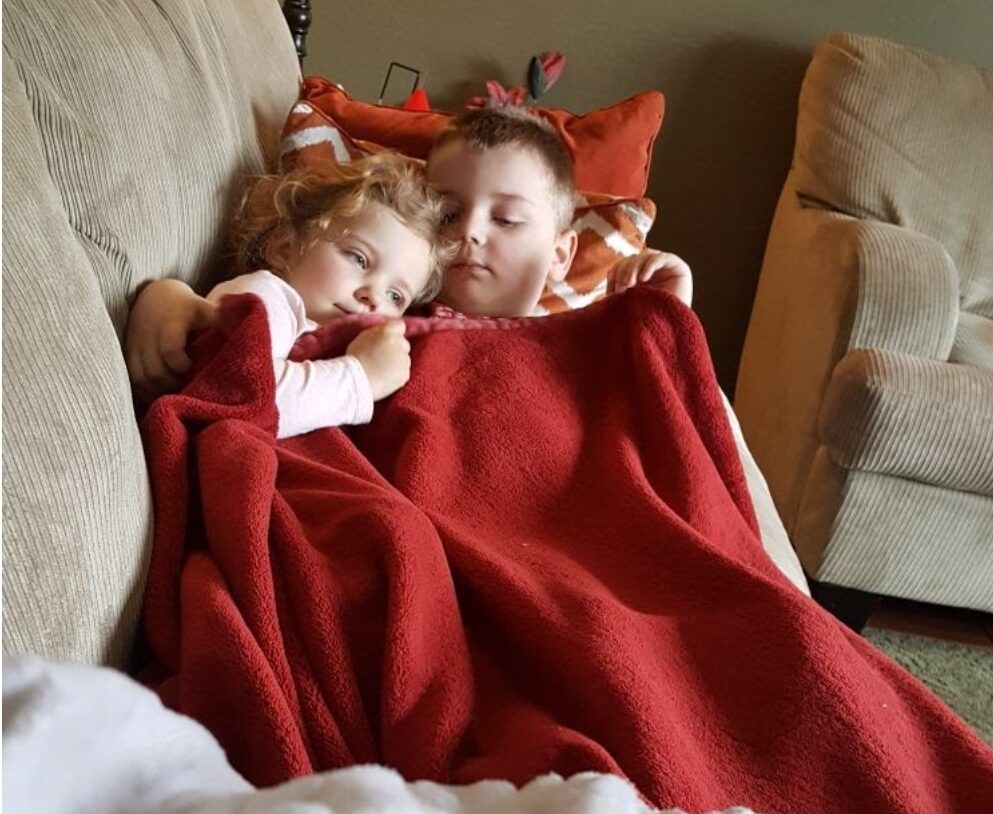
[3,0,302,328]
[3,56,152,666]
[2,0,300,667]
[951,311,993,371]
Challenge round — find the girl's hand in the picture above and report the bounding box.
[125,279,218,400]
[346,320,412,400]
[607,250,693,306]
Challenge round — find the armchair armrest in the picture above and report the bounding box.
[819,349,993,496]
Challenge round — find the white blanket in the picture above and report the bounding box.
[3,655,759,814]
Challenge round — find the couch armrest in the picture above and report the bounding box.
[819,349,993,496]
[736,178,959,530]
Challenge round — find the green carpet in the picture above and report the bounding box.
[864,627,993,746]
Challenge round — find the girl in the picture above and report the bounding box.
[128,153,456,438]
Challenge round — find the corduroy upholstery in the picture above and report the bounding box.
[736,32,993,612]
[1,0,301,666]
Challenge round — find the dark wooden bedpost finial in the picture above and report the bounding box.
[282,0,312,67]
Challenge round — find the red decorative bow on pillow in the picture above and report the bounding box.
[467,51,566,109]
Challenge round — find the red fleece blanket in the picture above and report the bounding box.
[141,288,993,812]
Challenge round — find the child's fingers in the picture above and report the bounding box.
[191,301,220,332]
[353,321,410,358]
[638,252,688,282]
[379,321,409,354]
[658,252,690,274]
[132,359,178,402]
[357,320,404,340]
[613,259,639,293]
[607,271,618,295]
[159,322,193,376]
[124,344,144,388]
[625,264,641,290]
[638,255,663,282]
[124,320,154,383]
[140,347,182,396]
[126,341,158,401]
[389,330,411,355]
[126,354,148,398]
[131,324,186,397]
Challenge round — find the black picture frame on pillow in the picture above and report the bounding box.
[282,0,312,65]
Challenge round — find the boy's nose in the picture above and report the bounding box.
[462,212,486,245]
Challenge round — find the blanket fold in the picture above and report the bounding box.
[141,288,993,812]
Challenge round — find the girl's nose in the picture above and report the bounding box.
[355,286,381,312]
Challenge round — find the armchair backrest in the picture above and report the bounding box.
[792,32,993,318]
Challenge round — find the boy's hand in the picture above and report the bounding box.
[607,250,693,306]
[125,279,218,401]
[346,320,412,401]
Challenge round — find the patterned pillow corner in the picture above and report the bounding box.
[538,193,657,314]
[279,101,369,170]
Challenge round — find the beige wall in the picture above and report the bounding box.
[307,1,993,392]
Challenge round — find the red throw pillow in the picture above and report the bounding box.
[299,76,664,198]
[279,102,656,314]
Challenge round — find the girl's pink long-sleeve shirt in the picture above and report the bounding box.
[208,271,373,438]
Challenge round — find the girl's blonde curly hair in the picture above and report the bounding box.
[232,152,457,304]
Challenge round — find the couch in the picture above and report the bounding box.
[735,32,993,626]
[2,0,302,667]
[2,0,806,671]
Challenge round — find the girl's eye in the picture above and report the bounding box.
[493,216,518,228]
[344,249,368,269]
[440,210,460,226]
[387,290,405,306]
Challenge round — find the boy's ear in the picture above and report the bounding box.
[547,228,578,284]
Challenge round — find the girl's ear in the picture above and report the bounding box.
[547,228,578,284]
[262,239,290,274]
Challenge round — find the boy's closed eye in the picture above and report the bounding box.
[492,206,530,226]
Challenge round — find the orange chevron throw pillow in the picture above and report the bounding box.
[539,193,656,314]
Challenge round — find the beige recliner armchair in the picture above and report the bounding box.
[735,32,993,627]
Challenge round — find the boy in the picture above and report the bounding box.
[427,106,691,318]
[126,107,691,397]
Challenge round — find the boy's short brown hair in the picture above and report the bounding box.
[432,107,576,231]
[233,153,457,303]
